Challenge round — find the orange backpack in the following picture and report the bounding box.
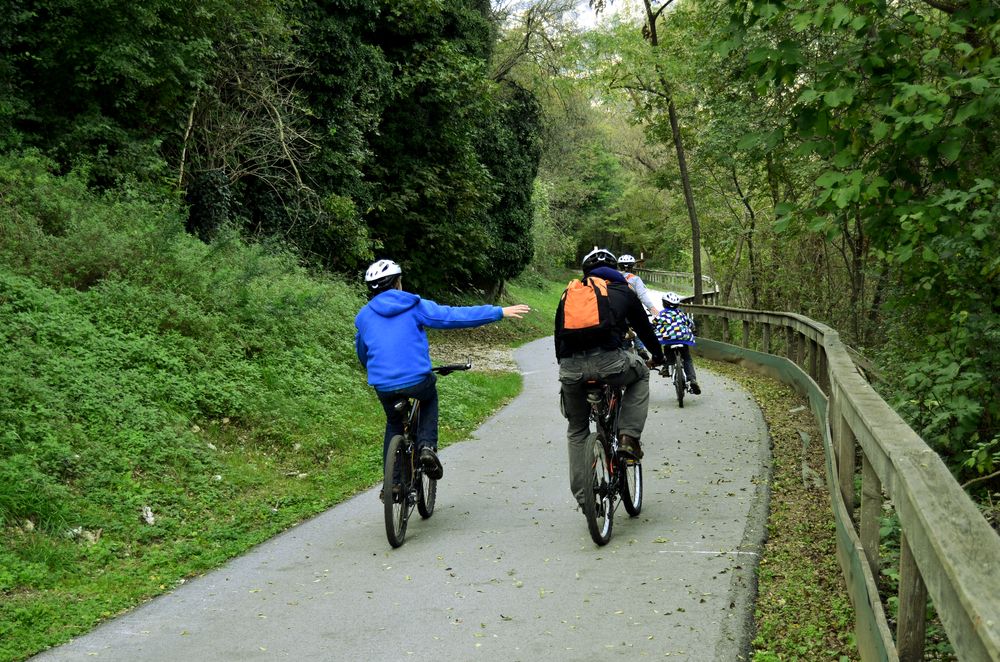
[555,277,617,344]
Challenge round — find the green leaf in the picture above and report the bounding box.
[922,248,939,263]
[833,148,854,168]
[953,100,980,125]
[774,202,796,215]
[797,89,820,105]
[872,121,890,141]
[815,170,845,187]
[830,3,850,28]
[808,216,828,232]
[967,78,990,94]
[835,186,858,208]
[939,141,961,163]
[774,216,792,233]
[737,133,762,150]
[850,16,867,30]
[824,87,854,108]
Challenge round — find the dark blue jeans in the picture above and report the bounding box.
[375,373,438,469]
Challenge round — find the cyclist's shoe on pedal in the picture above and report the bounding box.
[690,381,701,395]
[618,434,643,460]
[379,484,402,503]
[419,447,444,480]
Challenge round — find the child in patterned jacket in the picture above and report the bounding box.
[652,292,701,395]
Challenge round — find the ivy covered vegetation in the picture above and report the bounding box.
[0,0,542,292]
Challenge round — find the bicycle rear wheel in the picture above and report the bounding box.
[620,455,642,516]
[674,352,685,408]
[384,435,410,548]
[417,470,436,518]
[583,432,613,545]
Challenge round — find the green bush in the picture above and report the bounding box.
[0,149,371,545]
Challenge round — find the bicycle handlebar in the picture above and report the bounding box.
[432,359,472,376]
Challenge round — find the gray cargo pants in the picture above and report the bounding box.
[558,346,651,506]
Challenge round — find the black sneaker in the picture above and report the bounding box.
[690,381,701,395]
[419,447,444,480]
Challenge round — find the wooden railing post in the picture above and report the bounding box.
[837,401,857,523]
[809,337,818,381]
[797,332,806,368]
[819,347,828,395]
[897,531,928,662]
[762,322,771,354]
[860,452,881,579]
[786,326,795,360]
[742,320,750,349]
[723,317,730,344]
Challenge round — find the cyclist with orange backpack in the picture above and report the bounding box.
[556,248,665,510]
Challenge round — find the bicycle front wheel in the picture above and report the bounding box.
[384,435,410,548]
[620,455,642,516]
[583,432,613,546]
[674,352,686,408]
[417,469,436,518]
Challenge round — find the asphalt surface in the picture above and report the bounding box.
[32,335,771,662]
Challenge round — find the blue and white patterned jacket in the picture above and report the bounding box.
[652,308,696,347]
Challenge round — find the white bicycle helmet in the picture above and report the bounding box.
[663,291,682,308]
[581,246,617,273]
[618,254,636,271]
[365,259,402,294]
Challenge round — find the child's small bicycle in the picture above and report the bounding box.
[662,343,690,408]
[382,361,471,548]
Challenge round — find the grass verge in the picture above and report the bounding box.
[0,154,568,662]
[701,359,860,662]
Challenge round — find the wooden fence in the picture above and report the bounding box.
[684,303,1000,662]
[634,269,719,304]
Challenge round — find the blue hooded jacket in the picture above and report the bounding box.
[355,290,503,391]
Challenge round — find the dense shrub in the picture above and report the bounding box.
[0,151,372,535]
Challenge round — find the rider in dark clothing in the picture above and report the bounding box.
[554,266,663,360]
[557,248,665,510]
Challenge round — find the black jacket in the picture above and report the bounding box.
[555,267,665,362]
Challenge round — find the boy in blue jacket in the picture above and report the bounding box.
[355,259,530,484]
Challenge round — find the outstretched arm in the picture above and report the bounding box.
[502,304,531,319]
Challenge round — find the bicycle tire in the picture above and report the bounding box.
[620,456,643,516]
[674,351,685,408]
[583,432,613,545]
[384,435,409,548]
[417,470,436,518]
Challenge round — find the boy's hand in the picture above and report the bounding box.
[502,304,531,319]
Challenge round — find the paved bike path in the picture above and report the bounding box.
[32,337,771,661]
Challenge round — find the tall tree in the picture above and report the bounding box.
[587,0,706,301]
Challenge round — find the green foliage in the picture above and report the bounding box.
[708,0,1000,483]
[0,152,557,660]
[527,179,576,277]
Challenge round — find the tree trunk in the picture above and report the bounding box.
[642,0,703,304]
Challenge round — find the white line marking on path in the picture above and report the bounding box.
[658,551,760,556]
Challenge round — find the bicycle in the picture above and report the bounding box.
[661,343,689,408]
[382,360,471,548]
[582,379,643,546]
